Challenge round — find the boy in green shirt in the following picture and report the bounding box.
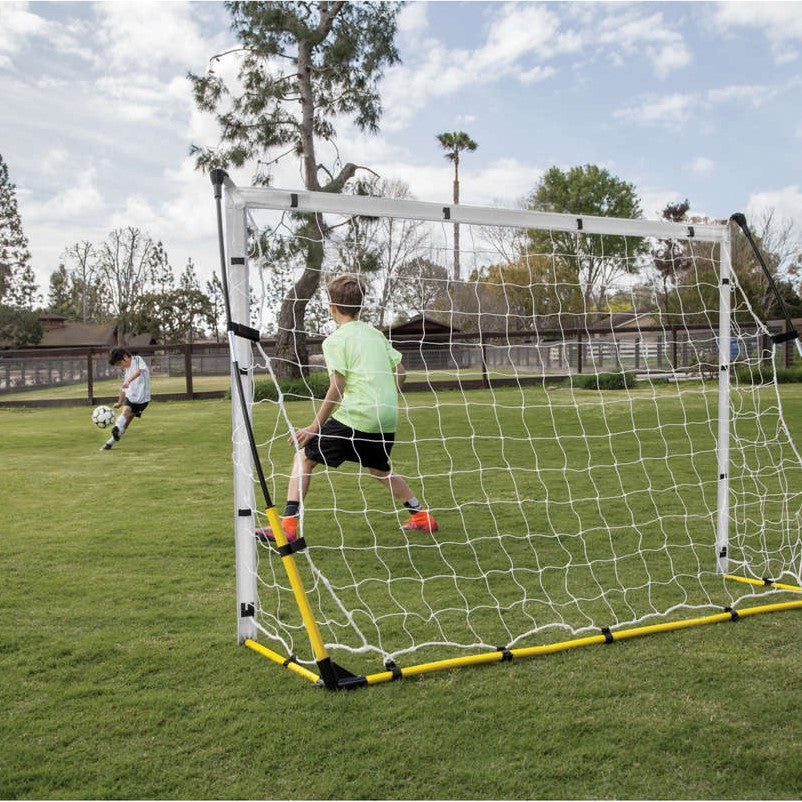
[257,273,438,543]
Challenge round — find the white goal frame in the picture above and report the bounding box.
[212,171,802,690]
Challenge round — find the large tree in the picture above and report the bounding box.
[189,1,401,377]
[94,227,156,339]
[436,131,478,282]
[0,153,37,309]
[336,176,428,327]
[527,164,645,311]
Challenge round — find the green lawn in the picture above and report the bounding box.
[2,388,802,799]
[1,373,231,401]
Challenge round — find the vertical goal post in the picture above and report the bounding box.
[211,170,802,690]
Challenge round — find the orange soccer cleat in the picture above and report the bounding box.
[401,510,439,533]
[255,515,298,543]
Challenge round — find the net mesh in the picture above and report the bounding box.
[231,197,802,670]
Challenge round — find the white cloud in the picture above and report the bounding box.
[688,157,715,177]
[650,43,692,78]
[613,93,696,128]
[707,84,776,107]
[382,2,693,130]
[519,65,556,84]
[93,2,219,72]
[746,185,802,228]
[595,8,692,78]
[0,2,49,63]
[713,1,802,63]
[24,169,104,223]
[397,2,428,34]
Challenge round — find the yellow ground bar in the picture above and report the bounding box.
[723,574,802,593]
[244,578,802,689]
[362,598,802,686]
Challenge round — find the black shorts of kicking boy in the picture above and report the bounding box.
[304,418,395,472]
[124,399,149,417]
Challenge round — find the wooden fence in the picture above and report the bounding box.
[0,322,789,408]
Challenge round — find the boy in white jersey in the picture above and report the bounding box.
[257,273,438,543]
[100,348,151,451]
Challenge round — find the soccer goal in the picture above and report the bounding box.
[211,170,802,690]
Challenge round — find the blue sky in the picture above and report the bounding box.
[2,1,802,295]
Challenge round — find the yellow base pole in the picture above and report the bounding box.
[263,506,330,664]
[724,573,802,593]
[244,638,321,685]
[362,597,802,687]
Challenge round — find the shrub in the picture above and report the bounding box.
[253,370,330,402]
[571,370,638,390]
[734,365,802,385]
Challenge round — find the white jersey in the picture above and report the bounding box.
[124,354,151,404]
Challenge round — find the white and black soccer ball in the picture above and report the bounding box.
[91,405,115,428]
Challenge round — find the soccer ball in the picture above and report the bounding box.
[91,405,115,428]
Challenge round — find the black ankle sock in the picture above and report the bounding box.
[284,501,300,518]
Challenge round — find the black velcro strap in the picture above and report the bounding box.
[384,661,403,681]
[601,627,614,644]
[724,606,740,621]
[687,226,695,237]
[763,577,774,586]
[228,321,261,342]
[497,646,513,662]
[277,536,307,557]
[576,218,583,231]
[771,329,799,344]
[282,654,298,667]
[443,206,451,220]
[290,193,299,208]
[230,256,245,265]
[240,603,255,618]
[237,508,251,517]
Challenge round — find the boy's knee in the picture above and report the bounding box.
[298,455,319,473]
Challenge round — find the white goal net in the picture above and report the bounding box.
[216,178,802,679]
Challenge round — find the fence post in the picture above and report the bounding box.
[184,344,194,398]
[576,331,583,374]
[87,351,94,404]
[480,342,489,388]
[671,327,678,370]
[785,320,793,368]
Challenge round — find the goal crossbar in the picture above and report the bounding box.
[226,180,728,241]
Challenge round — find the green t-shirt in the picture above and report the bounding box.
[322,320,403,434]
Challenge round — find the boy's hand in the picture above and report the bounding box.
[291,426,318,447]
[121,380,129,389]
[113,401,121,409]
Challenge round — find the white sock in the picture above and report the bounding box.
[115,415,127,434]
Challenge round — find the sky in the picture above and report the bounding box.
[2,0,802,298]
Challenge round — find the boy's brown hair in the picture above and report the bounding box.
[327,273,367,316]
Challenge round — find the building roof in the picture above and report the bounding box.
[16,316,158,350]
[386,314,460,340]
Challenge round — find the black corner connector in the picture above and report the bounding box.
[729,212,747,229]
[210,168,229,199]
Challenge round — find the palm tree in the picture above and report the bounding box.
[436,131,478,281]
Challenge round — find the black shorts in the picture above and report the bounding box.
[305,418,395,472]
[124,399,149,417]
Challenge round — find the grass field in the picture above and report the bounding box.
[2,387,802,799]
